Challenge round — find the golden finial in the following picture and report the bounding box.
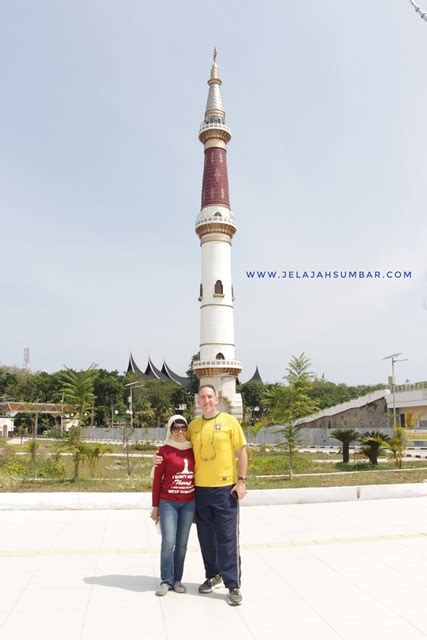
[210,48,220,83]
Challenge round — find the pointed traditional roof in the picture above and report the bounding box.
[126,353,189,386]
[162,361,190,387]
[246,366,263,384]
[127,352,147,377]
[127,353,168,381]
[144,357,169,381]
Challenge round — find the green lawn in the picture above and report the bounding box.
[1,443,426,492]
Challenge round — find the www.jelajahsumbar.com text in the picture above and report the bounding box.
[245,270,412,280]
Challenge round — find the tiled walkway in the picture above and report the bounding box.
[1,497,426,639]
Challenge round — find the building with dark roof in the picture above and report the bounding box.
[126,352,263,388]
[127,353,190,387]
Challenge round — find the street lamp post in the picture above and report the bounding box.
[61,391,65,435]
[125,382,144,431]
[110,406,119,430]
[382,353,408,428]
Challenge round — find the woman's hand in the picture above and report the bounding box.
[151,506,159,523]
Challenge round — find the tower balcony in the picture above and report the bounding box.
[199,121,232,144]
[193,359,242,378]
[199,120,232,136]
[195,210,237,238]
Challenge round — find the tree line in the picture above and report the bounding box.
[0,354,385,435]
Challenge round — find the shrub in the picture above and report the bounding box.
[335,462,376,472]
[132,441,158,451]
[82,443,112,477]
[382,427,407,469]
[38,457,66,478]
[0,457,28,477]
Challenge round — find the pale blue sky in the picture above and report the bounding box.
[1,1,426,385]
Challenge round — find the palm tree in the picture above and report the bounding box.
[285,352,314,385]
[330,429,359,463]
[61,365,96,433]
[24,438,41,474]
[155,404,174,427]
[358,431,389,465]
[59,365,97,480]
[135,402,156,429]
[381,427,407,469]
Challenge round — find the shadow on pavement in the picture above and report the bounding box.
[84,575,154,592]
[84,576,228,601]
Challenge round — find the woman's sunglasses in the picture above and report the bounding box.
[171,424,187,432]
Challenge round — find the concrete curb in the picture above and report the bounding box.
[245,483,427,505]
[1,482,427,510]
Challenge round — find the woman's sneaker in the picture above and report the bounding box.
[198,574,223,593]
[173,582,186,593]
[227,588,243,606]
[155,583,171,597]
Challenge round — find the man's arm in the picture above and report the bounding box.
[151,451,166,522]
[232,446,248,500]
[153,452,163,465]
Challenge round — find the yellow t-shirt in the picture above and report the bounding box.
[187,412,247,487]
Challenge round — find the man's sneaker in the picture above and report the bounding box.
[198,574,223,593]
[155,583,171,597]
[227,588,243,606]
[173,581,186,594]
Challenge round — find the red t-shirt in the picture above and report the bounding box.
[152,445,195,507]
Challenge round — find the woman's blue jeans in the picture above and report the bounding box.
[159,499,195,586]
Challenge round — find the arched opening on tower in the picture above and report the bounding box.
[214,280,224,295]
[216,352,225,360]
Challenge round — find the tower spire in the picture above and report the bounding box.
[201,50,229,135]
[198,52,233,214]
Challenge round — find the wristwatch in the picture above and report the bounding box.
[238,476,247,483]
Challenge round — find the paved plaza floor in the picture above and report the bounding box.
[1,496,426,640]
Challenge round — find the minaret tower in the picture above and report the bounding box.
[192,51,243,418]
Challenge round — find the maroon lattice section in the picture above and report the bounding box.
[201,147,230,209]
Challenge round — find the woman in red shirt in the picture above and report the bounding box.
[151,415,195,596]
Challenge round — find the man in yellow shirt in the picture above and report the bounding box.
[188,385,247,606]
